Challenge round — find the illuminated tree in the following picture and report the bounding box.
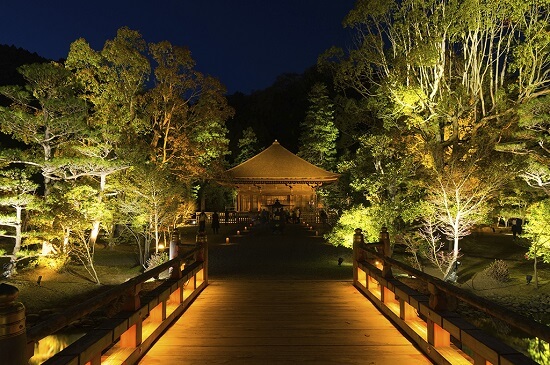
[38,182,112,284]
[298,83,338,171]
[146,40,232,181]
[424,158,503,279]
[116,165,187,264]
[498,96,550,196]
[0,169,39,276]
[523,199,550,288]
[326,205,382,248]
[0,62,88,196]
[66,29,157,248]
[65,27,150,143]
[234,127,260,166]
[319,0,549,277]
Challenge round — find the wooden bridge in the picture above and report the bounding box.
[5,223,549,364]
[138,280,430,364]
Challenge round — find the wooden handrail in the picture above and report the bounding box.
[354,234,546,365]
[27,247,199,343]
[361,244,550,343]
[20,237,208,365]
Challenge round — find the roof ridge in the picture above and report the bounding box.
[225,141,339,182]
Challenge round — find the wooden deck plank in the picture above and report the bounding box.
[139,280,432,364]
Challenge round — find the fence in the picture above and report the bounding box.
[0,238,208,365]
[353,228,548,365]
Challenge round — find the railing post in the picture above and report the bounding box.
[169,230,179,260]
[379,227,393,279]
[120,284,143,348]
[195,232,208,285]
[353,228,364,285]
[427,282,451,348]
[170,231,182,280]
[0,283,27,365]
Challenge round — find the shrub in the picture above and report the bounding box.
[145,252,169,271]
[484,259,510,282]
[36,254,71,272]
[15,249,40,258]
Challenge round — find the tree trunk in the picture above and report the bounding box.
[88,174,106,247]
[12,207,22,256]
[534,255,538,289]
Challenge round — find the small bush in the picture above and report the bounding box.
[15,249,40,258]
[36,254,71,272]
[484,259,510,282]
[145,252,169,271]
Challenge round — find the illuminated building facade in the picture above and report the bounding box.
[222,141,339,216]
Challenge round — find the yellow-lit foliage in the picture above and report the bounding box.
[326,205,383,248]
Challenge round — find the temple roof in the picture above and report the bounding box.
[224,140,339,184]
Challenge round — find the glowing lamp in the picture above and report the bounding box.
[226,237,230,244]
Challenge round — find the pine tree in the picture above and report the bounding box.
[234,127,260,166]
[297,83,338,171]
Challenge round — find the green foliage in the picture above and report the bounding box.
[36,254,71,273]
[14,249,39,258]
[325,205,383,248]
[484,259,510,282]
[524,199,550,263]
[527,337,550,365]
[0,26,231,280]
[297,83,338,171]
[144,40,232,180]
[234,127,260,166]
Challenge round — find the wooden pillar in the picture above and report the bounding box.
[400,299,417,321]
[169,231,179,261]
[120,284,142,348]
[353,228,364,285]
[427,282,450,348]
[379,227,393,279]
[195,233,208,285]
[0,284,26,365]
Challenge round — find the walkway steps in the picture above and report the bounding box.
[139,280,432,364]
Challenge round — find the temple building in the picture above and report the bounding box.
[221,140,339,220]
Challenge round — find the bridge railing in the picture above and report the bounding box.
[353,228,549,365]
[4,239,209,365]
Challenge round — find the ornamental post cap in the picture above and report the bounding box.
[0,283,19,305]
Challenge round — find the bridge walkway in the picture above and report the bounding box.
[138,279,431,364]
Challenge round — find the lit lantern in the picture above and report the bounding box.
[226,237,230,244]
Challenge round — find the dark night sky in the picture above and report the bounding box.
[0,1,355,94]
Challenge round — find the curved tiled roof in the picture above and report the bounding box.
[225,140,339,184]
